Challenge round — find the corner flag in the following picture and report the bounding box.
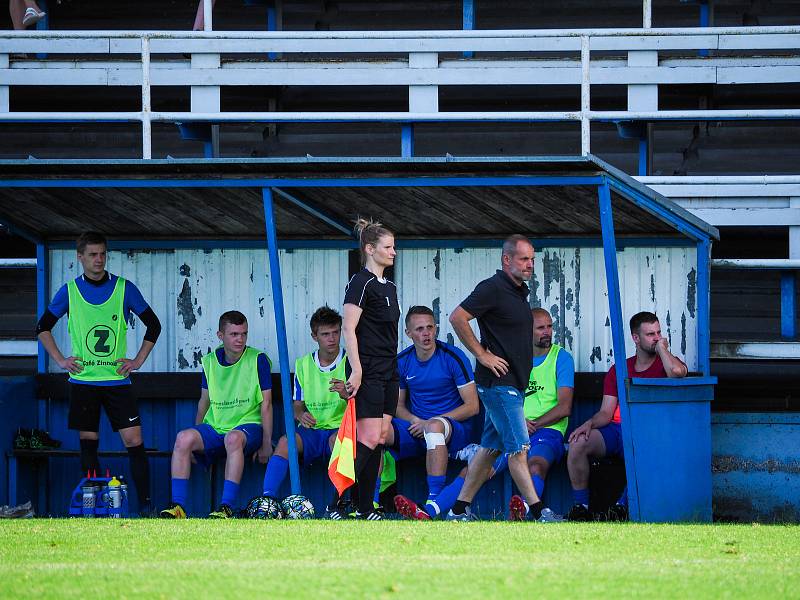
[328,397,357,496]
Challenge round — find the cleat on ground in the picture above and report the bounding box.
[394,495,431,521]
[159,503,187,519]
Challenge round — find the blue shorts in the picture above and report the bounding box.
[391,416,479,460]
[296,426,338,465]
[491,427,566,476]
[598,422,624,458]
[478,385,529,455]
[192,422,264,468]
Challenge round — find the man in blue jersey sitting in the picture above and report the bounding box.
[391,306,480,520]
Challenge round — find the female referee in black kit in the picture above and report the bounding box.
[342,218,400,520]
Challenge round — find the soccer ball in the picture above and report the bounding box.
[245,495,283,520]
[281,494,315,519]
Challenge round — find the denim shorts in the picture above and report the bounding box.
[477,385,530,455]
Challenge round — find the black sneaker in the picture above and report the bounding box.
[13,428,30,449]
[566,503,592,522]
[30,429,62,449]
[359,510,384,521]
[606,503,629,522]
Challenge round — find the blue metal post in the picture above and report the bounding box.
[262,187,301,495]
[781,271,796,340]
[203,142,213,159]
[697,239,712,374]
[699,0,710,57]
[638,138,648,177]
[462,0,474,58]
[598,180,639,520]
[401,124,414,158]
[267,3,279,61]
[36,242,48,374]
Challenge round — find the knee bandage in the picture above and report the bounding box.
[424,431,447,450]
[423,417,451,450]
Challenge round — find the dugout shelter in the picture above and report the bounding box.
[0,154,718,521]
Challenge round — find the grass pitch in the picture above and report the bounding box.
[1,520,798,599]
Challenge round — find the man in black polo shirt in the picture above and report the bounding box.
[446,234,560,522]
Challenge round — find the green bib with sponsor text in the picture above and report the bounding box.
[202,346,267,434]
[67,277,127,383]
[294,352,347,430]
[524,344,567,435]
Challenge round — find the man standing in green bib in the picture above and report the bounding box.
[36,231,162,514]
[161,310,273,519]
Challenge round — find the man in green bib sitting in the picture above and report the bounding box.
[161,310,273,519]
[36,231,162,515]
[261,306,347,509]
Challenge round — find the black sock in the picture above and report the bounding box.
[126,444,151,509]
[79,438,100,475]
[452,499,470,515]
[529,501,544,519]
[357,445,382,514]
[354,442,372,477]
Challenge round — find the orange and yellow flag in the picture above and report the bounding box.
[328,397,357,496]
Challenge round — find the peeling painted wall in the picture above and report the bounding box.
[397,246,698,371]
[49,244,697,373]
[48,249,349,372]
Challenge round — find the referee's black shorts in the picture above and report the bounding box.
[346,355,398,419]
[68,383,141,432]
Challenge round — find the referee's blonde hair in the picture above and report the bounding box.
[354,217,393,265]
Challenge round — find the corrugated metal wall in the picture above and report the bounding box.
[48,249,350,373]
[397,246,698,371]
[49,244,697,373]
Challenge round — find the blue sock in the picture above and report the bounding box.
[617,486,628,507]
[221,479,240,508]
[492,454,508,475]
[262,455,288,497]
[427,475,465,518]
[532,474,545,499]
[373,472,382,505]
[573,488,590,507]
[171,477,189,507]
[426,475,446,501]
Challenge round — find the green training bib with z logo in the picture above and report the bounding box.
[67,277,128,382]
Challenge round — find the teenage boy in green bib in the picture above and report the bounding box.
[160,311,273,519]
[261,306,346,503]
[36,231,162,514]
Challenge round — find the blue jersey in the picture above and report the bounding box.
[532,348,575,388]
[398,340,475,420]
[47,273,151,387]
[201,347,272,392]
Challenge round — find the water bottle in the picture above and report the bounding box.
[108,476,122,518]
[120,483,129,517]
[81,484,96,517]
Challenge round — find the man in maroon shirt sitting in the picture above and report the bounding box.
[566,311,687,521]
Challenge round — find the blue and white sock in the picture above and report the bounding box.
[573,488,590,508]
[427,475,465,518]
[426,475,446,502]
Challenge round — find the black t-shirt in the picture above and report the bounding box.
[343,268,400,360]
[460,269,533,390]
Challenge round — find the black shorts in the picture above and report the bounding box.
[346,355,399,419]
[68,383,141,433]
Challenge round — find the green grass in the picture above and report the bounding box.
[1,520,798,599]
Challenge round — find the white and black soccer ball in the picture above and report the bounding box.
[281,494,315,519]
[245,495,284,520]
